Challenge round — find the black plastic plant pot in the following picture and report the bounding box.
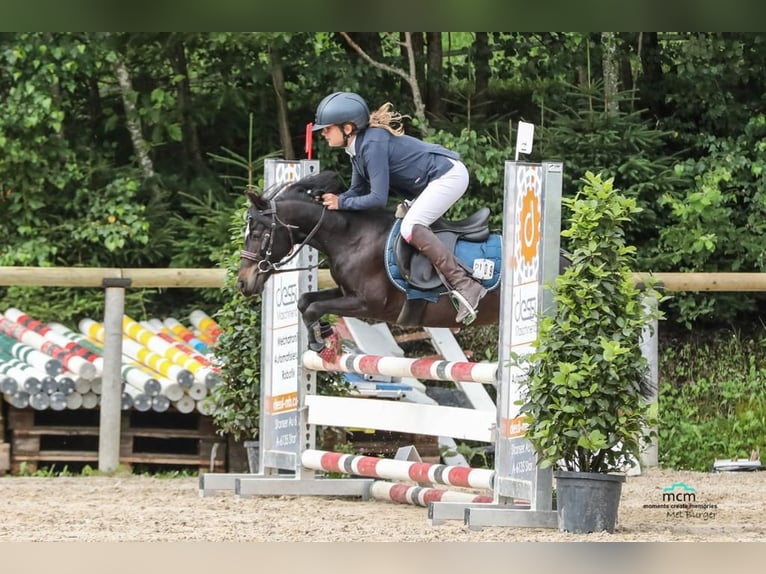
[554,470,626,534]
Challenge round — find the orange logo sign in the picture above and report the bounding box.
[519,185,540,268]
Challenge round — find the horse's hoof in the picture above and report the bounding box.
[308,340,325,352]
[319,322,334,338]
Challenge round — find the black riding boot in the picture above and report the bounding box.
[409,224,487,324]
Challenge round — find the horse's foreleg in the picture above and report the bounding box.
[301,292,372,325]
[298,288,342,316]
[300,291,373,357]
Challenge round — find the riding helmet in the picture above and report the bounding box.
[312,92,370,131]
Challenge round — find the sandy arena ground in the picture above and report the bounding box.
[0,467,763,542]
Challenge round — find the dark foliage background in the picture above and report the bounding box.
[3,33,766,467]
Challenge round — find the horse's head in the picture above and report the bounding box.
[236,191,296,296]
[236,171,343,297]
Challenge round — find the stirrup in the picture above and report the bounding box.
[450,290,479,325]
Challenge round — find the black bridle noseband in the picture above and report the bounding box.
[240,197,327,275]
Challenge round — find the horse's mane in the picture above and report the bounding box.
[286,171,345,197]
[274,171,395,224]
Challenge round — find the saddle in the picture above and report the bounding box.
[385,208,502,325]
[393,207,492,291]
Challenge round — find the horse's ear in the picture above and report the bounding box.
[246,191,268,211]
[299,170,344,197]
[303,186,323,200]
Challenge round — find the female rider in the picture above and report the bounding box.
[312,91,486,324]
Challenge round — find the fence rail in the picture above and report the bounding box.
[0,267,226,288]
[633,272,766,292]
[0,267,337,289]
[2,267,766,291]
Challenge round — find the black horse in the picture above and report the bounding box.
[236,171,505,353]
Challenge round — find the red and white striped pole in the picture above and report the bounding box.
[0,316,97,380]
[5,308,104,374]
[301,449,495,491]
[370,481,493,507]
[303,351,497,384]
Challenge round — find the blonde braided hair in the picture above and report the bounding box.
[368,102,410,136]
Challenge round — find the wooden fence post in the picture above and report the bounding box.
[98,279,130,472]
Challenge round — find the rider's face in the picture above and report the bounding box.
[322,124,348,148]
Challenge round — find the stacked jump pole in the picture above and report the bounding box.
[199,159,568,528]
[0,268,226,472]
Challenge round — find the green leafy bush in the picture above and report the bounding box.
[654,113,766,327]
[520,172,663,473]
[203,129,268,442]
[538,83,688,257]
[659,330,766,470]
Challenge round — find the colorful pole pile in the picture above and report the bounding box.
[123,315,220,388]
[5,308,105,375]
[160,317,210,354]
[189,310,221,346]
[0,315,97,380]
[0,307,221,415]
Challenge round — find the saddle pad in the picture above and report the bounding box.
[385,220,502,301]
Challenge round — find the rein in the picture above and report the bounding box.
[240,198,327,275]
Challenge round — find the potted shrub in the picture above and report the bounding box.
[519,171,663,533]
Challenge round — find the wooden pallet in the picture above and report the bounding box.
[0,395,9,475]
[0,443,9,476]
[7,407,226,474]
[0,394,4,437]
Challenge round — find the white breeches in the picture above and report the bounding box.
[400,159,470,242]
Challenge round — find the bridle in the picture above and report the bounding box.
[240,198,327,275]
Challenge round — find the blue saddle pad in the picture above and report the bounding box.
[384,219,502,302]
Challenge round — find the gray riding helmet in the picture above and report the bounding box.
[312,92,370,131]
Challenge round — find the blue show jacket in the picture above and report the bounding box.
[338,127,461,210]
